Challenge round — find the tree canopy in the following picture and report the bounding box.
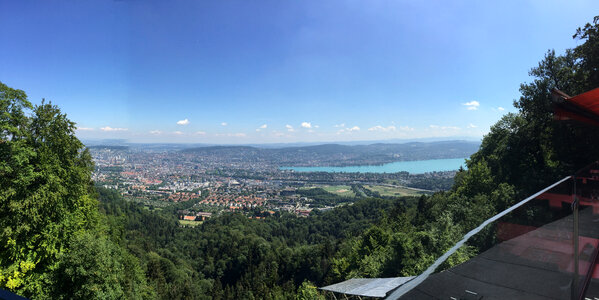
[0,82,150,299]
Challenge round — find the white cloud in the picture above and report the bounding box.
[314,125,319,128]
[195,131,206,135]
[334,123,345,128]
[337,125,361,134]
[301,122,312,128]
[177,118,190,125]
[173,131,184,135]
[467,123,477,128]
[149,130,162,135]
[497,106,505,111]
[285,124,295,132]
[399,126,414,131]
[368,125,397,132]
[221,122,228,126]
[256,124,268,132]
[100,126,128,132]
[463,101,480,110]
[77,127,94,131]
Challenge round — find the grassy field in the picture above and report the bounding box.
[365,185,430,197]
[178,220,202,227]
[319,185,356,197]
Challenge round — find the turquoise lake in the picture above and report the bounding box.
[280,158,466,174]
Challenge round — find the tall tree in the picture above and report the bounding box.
[469,16,599,197]
[0,82,149,298]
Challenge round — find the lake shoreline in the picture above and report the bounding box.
[280,158,467,174]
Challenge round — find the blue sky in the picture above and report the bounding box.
[1,1,598,144]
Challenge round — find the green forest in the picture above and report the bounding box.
[2,16,599,300]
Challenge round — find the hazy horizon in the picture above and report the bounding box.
[82,136,482,147]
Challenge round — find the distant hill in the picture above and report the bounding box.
[87,145,129,150]
[182,140,480,167]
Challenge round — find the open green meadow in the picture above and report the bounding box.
[302,185,356,197]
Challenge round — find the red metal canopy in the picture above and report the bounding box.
[554,88,599,126]
[568,88,599,114]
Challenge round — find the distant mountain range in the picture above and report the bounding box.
[181,140,480,167]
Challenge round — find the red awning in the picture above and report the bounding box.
[568,87,599,114]
[554,88,599,126]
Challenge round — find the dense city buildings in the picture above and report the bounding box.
[90,144,463,223]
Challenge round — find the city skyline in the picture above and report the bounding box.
[2,1,598,143]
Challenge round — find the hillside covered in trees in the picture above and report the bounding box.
[2,15,599,300]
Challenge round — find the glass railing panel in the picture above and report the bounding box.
[389,175,575,299]
[574,161,599,298]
